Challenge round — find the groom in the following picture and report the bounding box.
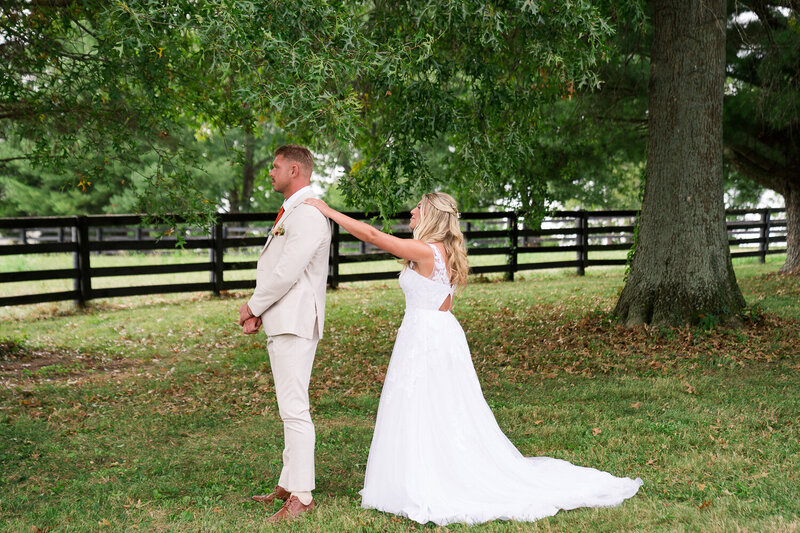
[238,144,331,522]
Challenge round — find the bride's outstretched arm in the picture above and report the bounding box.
[304,198,431,264]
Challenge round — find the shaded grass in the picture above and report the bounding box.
[0,259,799,531]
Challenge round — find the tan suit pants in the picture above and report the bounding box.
[267,332,318,492]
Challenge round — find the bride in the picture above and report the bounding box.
[304,192,642,526]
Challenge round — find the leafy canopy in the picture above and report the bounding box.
[1,1,644,224]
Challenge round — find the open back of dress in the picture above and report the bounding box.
[401,243,455,312]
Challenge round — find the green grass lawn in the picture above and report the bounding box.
[1,255,798,531]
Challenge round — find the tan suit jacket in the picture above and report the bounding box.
[248,189,331,339]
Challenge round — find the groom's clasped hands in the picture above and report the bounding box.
[238,302,262,334]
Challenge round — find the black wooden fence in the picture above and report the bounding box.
[0,208,788,307]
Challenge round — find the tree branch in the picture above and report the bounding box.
[253,157,271,174]
[724,143,796,192]
[72,19,101,41]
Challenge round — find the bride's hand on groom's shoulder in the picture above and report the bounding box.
[304,198,330,217]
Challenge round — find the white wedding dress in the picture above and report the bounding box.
[360,243,642,526]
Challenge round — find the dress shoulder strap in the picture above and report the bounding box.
[426,243,451,286]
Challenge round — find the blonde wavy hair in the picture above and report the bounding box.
[403,192,469,292]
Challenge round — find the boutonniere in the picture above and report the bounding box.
[272,224,285,236]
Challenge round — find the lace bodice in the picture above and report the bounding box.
[399,243,455,311]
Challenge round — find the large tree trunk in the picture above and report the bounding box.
[615,0,746,326]
[781,182,800,273]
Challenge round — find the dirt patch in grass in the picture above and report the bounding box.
[0,338,143,384]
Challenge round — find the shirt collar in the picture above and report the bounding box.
[282,185,312,211]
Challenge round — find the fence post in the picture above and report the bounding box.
[72,224,80,307]
[577,211,588,276]
[210,221,224,296]
[75,215,91,307]
[330,222,340,289]
[759,208,771,263]
[507,212,518,281]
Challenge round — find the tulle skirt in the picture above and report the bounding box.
[360,308,642,526]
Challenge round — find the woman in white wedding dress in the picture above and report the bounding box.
[305,193,642,526]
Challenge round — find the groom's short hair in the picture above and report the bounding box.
[275,145,314,176]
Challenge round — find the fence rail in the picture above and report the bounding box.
[0,208,788,307]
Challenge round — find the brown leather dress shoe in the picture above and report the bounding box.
[251,485,290,504]
[266,495,315,522]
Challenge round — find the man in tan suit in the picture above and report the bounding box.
[238,145,331,522]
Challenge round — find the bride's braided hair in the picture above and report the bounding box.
[405,192,469,292]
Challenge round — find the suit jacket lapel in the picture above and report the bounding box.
[259,189,315,257]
